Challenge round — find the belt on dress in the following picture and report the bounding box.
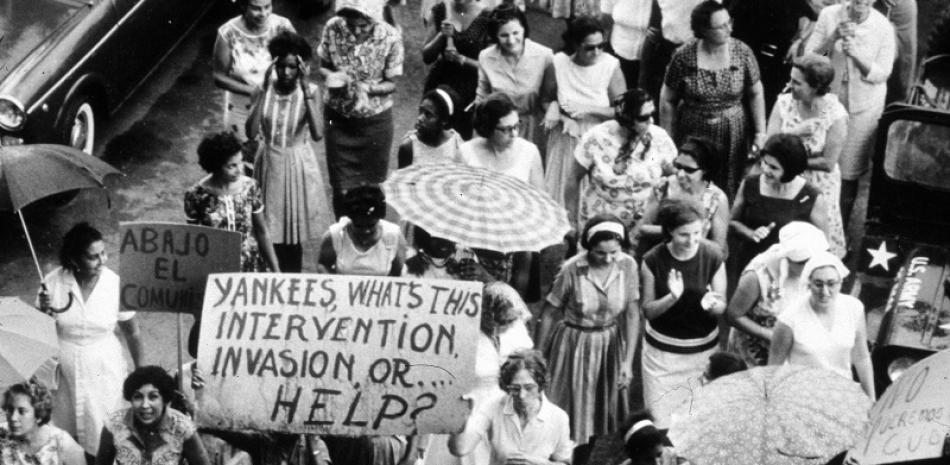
[562,320,617,332]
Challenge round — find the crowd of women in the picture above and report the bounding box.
[2,0,908,463]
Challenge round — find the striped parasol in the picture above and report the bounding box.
[382,163,570,253]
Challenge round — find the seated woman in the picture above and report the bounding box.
[769,251,875,399]
[317,185,408,277]
[96,366,210,465]
[449,350,573,465]
[1,380,85,465]
[635,136,729,255]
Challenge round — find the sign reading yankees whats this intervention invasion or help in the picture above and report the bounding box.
[195,273,482,436]
[119,222,242,313]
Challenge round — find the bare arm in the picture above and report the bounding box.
[564,160,588,231]
[640,263,679,321]
[182,433,211,465]
[252,210,281,272]
[726,272,772,341]
[807,115,846,172]
[389,234,408,277]
[95,428,117,465]
[729,178,758,242]
[747,81,767,146]
[659,84,678,138]
[245,88,266,140]
[316,232,337,274]
[809,192,829,237]
[767,321,794,366]
[118,318,143,368]
[301,81,324,141]
[709,196,730,255]
[422,27,447,64]
[212,34,258,96]
[536,301,562,354]
[851,307,876,400]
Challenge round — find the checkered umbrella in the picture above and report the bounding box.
[382,164,570,253]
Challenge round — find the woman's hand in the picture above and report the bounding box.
[458,259,495,283]
[750,222,776,243]
[443,47,463,65]
[667,269,684,300]
[296,55,311,95]
[38,287,53,315]
[542,103,561,131]
[441,21,456,39]
[701,291,727,315]
[560,100,590,119]
[191,363,206,391]
[618,365,633,389]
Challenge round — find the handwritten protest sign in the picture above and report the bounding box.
[119,222,241,313]
[195,273,482,435]
[850,350,950,464]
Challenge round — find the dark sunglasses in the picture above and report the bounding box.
[581,42,606,52]
[673,162,701,174]
[633,114,652,122]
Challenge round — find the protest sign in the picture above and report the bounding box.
[195,273,482,436]
[850,350,950,464]
[119,222,241,313]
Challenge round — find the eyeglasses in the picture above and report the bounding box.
[581,42,606,52]
[633,114,652,123]
[809,279,841,289]
[505,383,539,394]
[673,162,701,174]
[495,122,521,134]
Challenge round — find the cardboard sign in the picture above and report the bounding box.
[195,273,481,436]
[850,350,950,464]
[119,222,241,313]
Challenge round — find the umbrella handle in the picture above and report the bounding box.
[39,283,73,314]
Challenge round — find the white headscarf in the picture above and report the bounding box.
[336,0,386,24]
[778,222,829,262]
[801,250,850,285]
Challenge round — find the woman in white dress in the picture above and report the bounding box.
[542,16,625,208]
[37,223,143,458]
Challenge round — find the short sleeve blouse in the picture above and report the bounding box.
[545,253,639,327]
[773,93,848,156]
[663,38,761,107]
[777,294,863,379]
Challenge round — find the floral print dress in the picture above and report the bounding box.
[184,176,264,271]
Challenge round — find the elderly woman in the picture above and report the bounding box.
[476,4,555,145]
[96,367,209,465]
[567,88,677,233]
[37,223,143,458]
[804,0,894,227]
[212,0,295,135]
[317,185,407,277]
[635,136,729,255]
[318,0,404,218]
[246,31,327,272]
[659,0,767,197]
[730,133,828,270]
[542,15,626,208]
[449,350,573,465]
[1,380,85,465]
[185,131,280,272]
[726,222,829,367]
[768,54,848,257]
[640,198,727,429]
[769,251,875,399]
[537,215,638,448]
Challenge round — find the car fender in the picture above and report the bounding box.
[54,73,109,130]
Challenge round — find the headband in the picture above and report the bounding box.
[624,419,655,442]
[433,89,455,117]
[586,221,625,242]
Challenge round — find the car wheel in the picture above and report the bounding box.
[61,95,97,155]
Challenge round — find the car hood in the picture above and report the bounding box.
[879,246,950,352]
[0,0,84,84]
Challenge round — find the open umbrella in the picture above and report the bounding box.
[668,365,872,465]
[0,144,122,303]
[848,349,950,465]
[0,297,58,388]
[382,164,570,253]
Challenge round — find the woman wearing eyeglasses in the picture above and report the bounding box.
[461,92,544,189]
[541,15,626,208]
[634,136,729,255]
[449,350,573,465]
[566,88,676,235]
[768,250,875,399]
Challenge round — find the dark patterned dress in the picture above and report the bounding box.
[184,176,264,271]
[424,3,493,113]
[664,38,761,196]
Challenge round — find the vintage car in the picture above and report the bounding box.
[849,103,950,395]
[0,0,214,155]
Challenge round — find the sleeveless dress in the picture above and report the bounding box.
[329,218,402,276]
[252,81,330,246]
[544,52,619,208]
[772,93,848,257]
[735,175,820,269]
[402,130,464,165]
[216,15,295,134]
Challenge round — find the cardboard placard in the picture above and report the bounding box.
[119,222,241,313]
[850,350,950,464]
[195,273,481,436]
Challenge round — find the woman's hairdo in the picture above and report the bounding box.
[487,3,530,42]
[123,366,178,403]
[621,410,667,460]
[59,222,104,273]
[498,349,547,391]
[197,131,244,174]
[268,30,313,61]
[561,15,603,51]
[2,379,54,426]
[761,133,808,182]
[657,197,704,240]
[690,0,727,39]
[613,88,652,127]
[580,214,630,250]
[342,184,387,219]
[422,86,461,126]
[792,54,835,96]
[472,92,517,138]
[678,136,722,182]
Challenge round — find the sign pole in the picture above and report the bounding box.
[176,312,184,392]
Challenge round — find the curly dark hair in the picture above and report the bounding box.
[472,92,517,138]
[342,185,387,220]
[613,88,652,128]
[487,3,530,42]
[706,351,747,381]
[498,349,547,392]
[59,222,104,274]
[2,379,54,426]
[690,0,728,39]
[761,133,808,182]
[123,366,177,403]
[480,282,526,336]
[268,30,313,61]
[580,214,630,250]
[657,197,704,241]
[422,86,461,126]
[197,131,243,174]
[792,54,835,96]
[678,137,723,183]
[561,15,604,52]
